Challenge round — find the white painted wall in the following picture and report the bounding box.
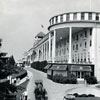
[92,13,96,20]
[95,28,100,80]
[85,13,88,20]
[77,13,81,20]
[70,13,73,21]
[58,16,61,23]
[63,14,67,22]
[72,28,92,63]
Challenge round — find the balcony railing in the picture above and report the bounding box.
[49,12,100,27]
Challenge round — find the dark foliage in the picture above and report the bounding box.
[0,81,17,93]
[73,93,95,98]
[7,56,16,66]
[88,94,95,97]
[84,75,97,84]
[31,61,47,72]
[52,74,77,84]
[73,93,79,97]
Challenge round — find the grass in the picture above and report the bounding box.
[96,85,100,88]
[76,97,100,100]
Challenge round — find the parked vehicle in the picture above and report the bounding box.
[63,94,76,100]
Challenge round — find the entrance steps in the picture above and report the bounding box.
[77,79,85,84]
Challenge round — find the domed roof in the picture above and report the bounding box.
[35,32,45,38]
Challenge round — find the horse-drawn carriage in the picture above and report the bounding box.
[34,80,48,100]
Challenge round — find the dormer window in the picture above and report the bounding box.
[81,13,85,20]
[96,14,99,21]
[89,13,92,20]
[73,13,77,20]
[66,13,70,21]
[60,15,63,22]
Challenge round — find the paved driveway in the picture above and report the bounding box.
[26,67,100,100]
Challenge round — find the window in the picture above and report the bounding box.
[50,19,52,25]
[80,43,82,47]
[55,16,58,23]
[84,53,86,62]
[66,13,70,21]
[73,13,77,20]
[81,53,83,62]
[60,15,63,22]
[90,40,92,46]
[88,52,90,62]
[76,44,78,50]
[96,14,99,21]
[72,55,74,62]
[84,58,86,62]
[85,31,87,37]
[75,54,77,62]
[89,13,92,20]
[73,45,75,50]
[76,34,78,40]
[85,42,87,48]
[81,13,85,20]
[78,54,79,62]
[90,28,92,35]
[52,18,54,24]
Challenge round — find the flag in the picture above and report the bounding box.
[41,24,44,28]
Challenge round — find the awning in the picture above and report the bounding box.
[50,64,67,71]
[44,64,52,69]
[70,65,92,72]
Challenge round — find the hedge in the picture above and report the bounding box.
[52,74,77,84]
[73,93,95,97]
[84,75,98,84]
[31,61,47,72]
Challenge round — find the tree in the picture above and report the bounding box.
[0,38,2,47]
[7,55,16,65]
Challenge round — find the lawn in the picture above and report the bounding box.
[96,85,100,88]
[76,97,100,100]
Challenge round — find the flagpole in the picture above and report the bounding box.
[90,0,91,11]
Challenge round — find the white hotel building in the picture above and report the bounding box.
[32,11,100,80]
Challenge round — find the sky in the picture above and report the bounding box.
[0,0,100,61]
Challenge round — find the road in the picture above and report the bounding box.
[25,67,100,100]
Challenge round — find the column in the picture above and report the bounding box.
[49,32,51,62]
[68,27,72,63]
[91,28,96,63]
[52,30,56,63]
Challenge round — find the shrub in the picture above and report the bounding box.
[85,75,97,84]
[73,93,79,97]
[53,74,63,83]
[79,94,88,97]
[72,93,95,97]
[31,61,47,72]
[52,74,77,84]
[88,94,95,97]
[68,74,77,84]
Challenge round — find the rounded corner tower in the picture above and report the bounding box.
[48,11,100,80]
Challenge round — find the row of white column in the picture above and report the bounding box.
[49,27,72,63]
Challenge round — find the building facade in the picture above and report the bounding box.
[32,11,100,80]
